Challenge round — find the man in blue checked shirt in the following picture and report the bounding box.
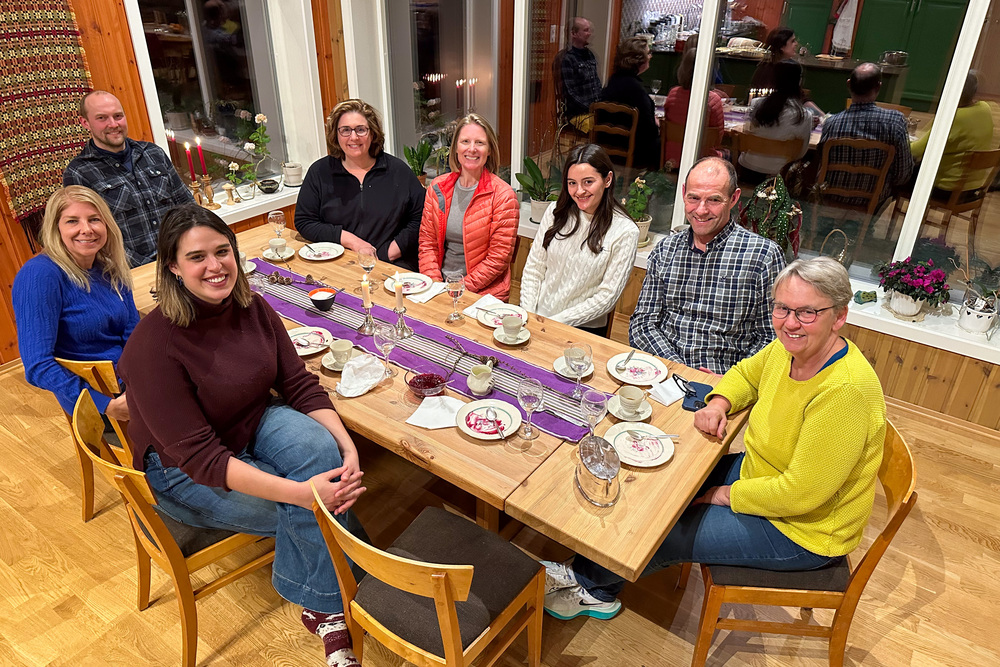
[64,91,193,267]
[629,157,785,374]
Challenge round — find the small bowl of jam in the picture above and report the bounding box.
[405,371,448,397]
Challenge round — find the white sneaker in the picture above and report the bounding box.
[540,559,578,594]
[544,584,622,620]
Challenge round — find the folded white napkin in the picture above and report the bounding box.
[648,379,685,407]
[405,395,466,429]
[336,354,384,397]
[407,281,447,304]
[462,294,503,318]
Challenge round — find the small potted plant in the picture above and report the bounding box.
[623,176,652,247]
[403,140,432,186]
[875,256,950,318]
[950,254,1000,334]
[225,110,273,198]
[515,156,558,223]
[738,176,801,260]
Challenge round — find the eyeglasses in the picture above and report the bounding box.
[337,125,370,138]
[771,304,835,323]
[672,374,706,409]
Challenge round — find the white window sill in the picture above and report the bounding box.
[217,187,300,226]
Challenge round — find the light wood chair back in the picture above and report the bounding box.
[56,357,131,521]
[72,389,275,667]
[690,418,917,667]
[589,101,639,169]
[312,484,543,667]
[661,121,724,170]
[732,133,804,172]
[845,98,912,117]
[812,138,896,245]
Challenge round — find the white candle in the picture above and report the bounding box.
[394,272,404,309]
[361,277,371,309]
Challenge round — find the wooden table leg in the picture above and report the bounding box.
[476,500,500,532]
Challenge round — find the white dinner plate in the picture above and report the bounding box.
[553,355,594,379]
[287,327,333,356]
[604,422,674,467]
[456,399,522,441]
[607,395,652,422]
[321,347,363,371]
[383,272,433,295]
[242,261,256,274]
[299,242,345,261]
[493,327,530,345]
[262,247,295,262]
[606,352,669,385]
[476,304,528,328]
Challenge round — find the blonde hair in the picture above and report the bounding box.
[448,114,500,175]
[324,99,385,158]
[773,257,853,310]
[39,186,132,293]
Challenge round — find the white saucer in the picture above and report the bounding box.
[242,261,256,274]
[553,356,594,379]
[262,247,295,261]
[607,396,652,421]
[321,347,363,371]
[493,327,530,345]
[604,422,674,467]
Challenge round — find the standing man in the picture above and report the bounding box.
[629,157,786,374]
[559,17,602,132]
[64,90,193,267]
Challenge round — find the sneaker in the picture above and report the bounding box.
[541,559,578,594]
[544,584,621,620]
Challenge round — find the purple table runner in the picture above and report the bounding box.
[255,260,601,441]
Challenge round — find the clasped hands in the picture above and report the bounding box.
[309,456,366,515]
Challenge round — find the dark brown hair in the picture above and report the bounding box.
[324,99,385,158]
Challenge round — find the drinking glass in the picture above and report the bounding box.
[268,210,286,238]
[445,272,465,322]
[358,246,376,276]
[517,378,544,440]
[564,342,592,400]
[650,79,662,95]
[581,390,608,437]
[373,323,398,378]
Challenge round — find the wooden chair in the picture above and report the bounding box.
[72,389,275,667]
[661,120,724,170]
[731,133,805,175]
[589,101,639,169]
[845,98,912,117]
[713,84,736,98]
[809,138,896,247]
[57,357,132,521]
[888,149,1000,254]
[690,418,917,667]
[312,485,544,667]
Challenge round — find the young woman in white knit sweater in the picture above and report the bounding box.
[519,144,638,336]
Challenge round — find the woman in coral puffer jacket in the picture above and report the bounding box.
[418,114,519,300]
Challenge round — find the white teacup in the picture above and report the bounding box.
[268,238,287,255]
[239,250,247,266]
[329,339,353,366]
[618,386,646,417]
[502,315,523,342]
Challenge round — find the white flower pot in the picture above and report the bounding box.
[165,111,190,130]
[889,291,925,317]
[958,303,997,333]
[530,199,551,223]
[635,215,652,246]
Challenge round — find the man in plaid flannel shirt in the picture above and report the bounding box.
[629,158,785,374]
[64,91,193,267]
[559,17,602,131]
[818,63,914,211]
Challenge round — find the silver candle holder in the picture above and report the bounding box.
[357,305,376,335]
[393,306,413,339]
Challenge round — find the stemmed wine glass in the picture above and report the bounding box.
[373,323,398,379]
[650,79,662,95]
[564,342,592,400]
[581,390,608,438]
[268,210,286,238]
[517,378,544,440]
[445,272,465,322]
[356,246,377,294]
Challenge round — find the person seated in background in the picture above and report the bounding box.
[418,114,519,300]
[544,257,886,621]
[738,61,812,183]
[750,27,824,116]
[819,63,913,212]
[629,157,784,374]
[13,185,138,421]
[910,71,995,197]
[119,205,366,667]
[519,144,638,336]
[600,37,660,171]
[295,99,425,271]
[663,48,725,169]
[558,17,602,133]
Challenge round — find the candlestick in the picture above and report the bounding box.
[199,175,221,210]
[222,182,236,205]
[456,79,462,112]
[184,142,196,181]
[196,136,208,174]
[393,272,404,310]
[469,78,476,110]
[393,306,413,339]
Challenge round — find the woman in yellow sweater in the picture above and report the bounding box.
[543,257,886,620]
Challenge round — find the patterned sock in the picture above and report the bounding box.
[301,609,360,667]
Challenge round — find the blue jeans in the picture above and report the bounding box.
[144,403,356,614]
[574,453,841,602]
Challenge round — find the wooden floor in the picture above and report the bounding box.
[0,359,997,667]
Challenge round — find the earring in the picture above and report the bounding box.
[175,274,183,285]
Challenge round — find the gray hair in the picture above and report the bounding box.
[773,257,853,310]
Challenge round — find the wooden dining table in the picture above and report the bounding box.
[131,224,748,582]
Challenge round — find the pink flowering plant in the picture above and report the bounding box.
[876,256,950,308]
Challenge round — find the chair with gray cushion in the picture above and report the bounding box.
[690,418,917,667]
[312,488,544,667]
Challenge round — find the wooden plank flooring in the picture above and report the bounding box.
[0,359,996,666]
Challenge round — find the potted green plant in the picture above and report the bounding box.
[950,254,1000,334]
[515,156,558,223]
[875,257,950,318]
[403,140,432,186]
[738,176,801,259]
[225,111,273,198]
[623,176,653,247]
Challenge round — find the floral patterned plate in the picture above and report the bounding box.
[604,422,674,467]
[476,304,528,328]
[287,327,333,356]
[299,242,345,261]
[383,272,433,295]
[606,352,668,385]
[455,399,522,441]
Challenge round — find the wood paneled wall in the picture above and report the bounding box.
[510,235,1000,431]
[311,0,350,121]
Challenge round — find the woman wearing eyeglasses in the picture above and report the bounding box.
[542,257,886,622]
[294,99,425,271]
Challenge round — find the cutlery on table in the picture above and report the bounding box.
[626,430,678,441]
[485,407,506,439]
[616,350,636,373]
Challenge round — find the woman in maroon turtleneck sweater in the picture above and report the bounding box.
[119,204,365,667]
